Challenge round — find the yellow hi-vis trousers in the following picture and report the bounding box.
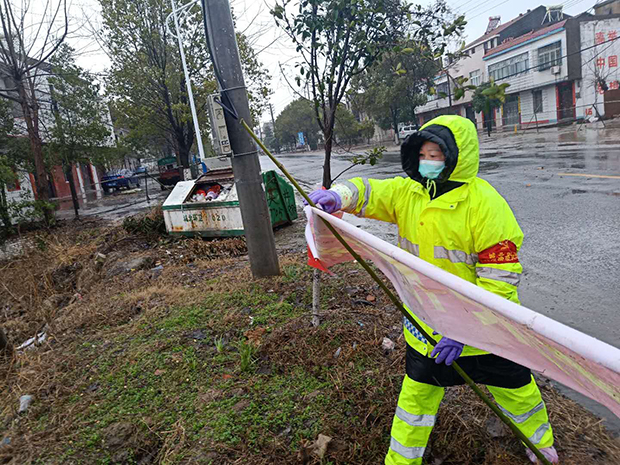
[385,375,554,464]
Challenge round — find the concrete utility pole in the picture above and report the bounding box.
[201,0,280,278]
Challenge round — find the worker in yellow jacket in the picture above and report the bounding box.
[308,115,558,464]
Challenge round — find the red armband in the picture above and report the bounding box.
[478,241,519,264]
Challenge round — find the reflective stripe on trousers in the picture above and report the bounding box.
[389,438,425,461]
[498,401,544,424]
[386,375,443,465]
[487,376,554,448]
[387,373,554,464]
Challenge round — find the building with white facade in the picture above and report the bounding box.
[579,13,620,119]
[417,6,564,129]
[481,16,585,129]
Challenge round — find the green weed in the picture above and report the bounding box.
[238,340,256,373]
[214,335,225,353]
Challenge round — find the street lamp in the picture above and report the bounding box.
[166,0,206,170]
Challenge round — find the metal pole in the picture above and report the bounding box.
[169,0,206,162]
[241,119,552,465]
[145,167,150,202]
[201,0,280,278]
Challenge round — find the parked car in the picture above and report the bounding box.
[101,169,140,194]
[133,166,147,175]
[398,124,420,141]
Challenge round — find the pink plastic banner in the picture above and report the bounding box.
[305,207,620,418]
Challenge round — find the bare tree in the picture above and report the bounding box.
[0,0,69,223]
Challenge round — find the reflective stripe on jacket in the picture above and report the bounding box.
[336,115,524,357]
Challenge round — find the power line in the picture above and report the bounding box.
[467,0,512,21]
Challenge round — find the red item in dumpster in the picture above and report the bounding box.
[206,185,221,200]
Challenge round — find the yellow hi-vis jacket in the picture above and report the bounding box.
[335,115,523,357]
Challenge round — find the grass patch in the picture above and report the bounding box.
[1,221,619,464]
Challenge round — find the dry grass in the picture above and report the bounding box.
[0,212,619,464]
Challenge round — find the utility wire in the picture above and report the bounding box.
[467,0,512,21]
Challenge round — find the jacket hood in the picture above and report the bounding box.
[401,115,479,184]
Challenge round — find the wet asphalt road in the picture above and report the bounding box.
[55,175,168,222]
[260,124,620,428]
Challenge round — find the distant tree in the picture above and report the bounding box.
[274,0,400,186]
[0,159,16,238]
[100,0,270,169]
[275,99,319,150]
[472,81,510,136]
[358,42,438,137]
[47,45,115,218]
[1,99,19,236]
[333,106,359,146]
[0,99,34,239]
[0,0,69,224]
[262,123,279,152]
[273,0,464,327]
[273,0,465,186]
[357,119,375,145]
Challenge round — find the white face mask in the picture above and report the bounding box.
[418,160,445,179]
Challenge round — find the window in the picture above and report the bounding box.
[533,90,543,113]
[488,52,529,81]
[538,41,562,71]
[436,81,449,96]
[469,69,481,86]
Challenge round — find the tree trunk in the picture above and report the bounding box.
[178,146,190,169]
[18,82,53,224]
[177,126,193,168]
[0,183,12,237]
[391,107,399,145]
[64,163,79,218]
[485,103,492,137]
[322,128,333,189]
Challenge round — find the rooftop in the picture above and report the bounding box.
[464,16,520,50]
[595,0,620,9]
[483,19,567,59]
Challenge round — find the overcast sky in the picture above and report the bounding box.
[66,0,598,125]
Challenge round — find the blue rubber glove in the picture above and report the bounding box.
[430,336,464,366]
[305,189,342,214]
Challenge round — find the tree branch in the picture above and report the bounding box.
[25,0,68,73]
